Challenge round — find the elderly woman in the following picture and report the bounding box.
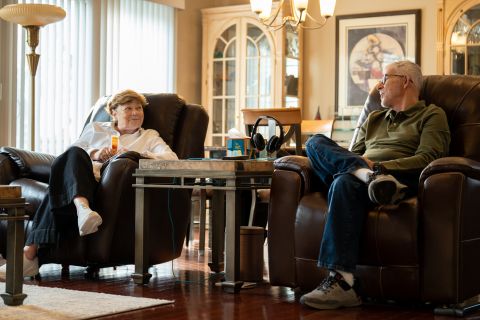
[0,89,177,278]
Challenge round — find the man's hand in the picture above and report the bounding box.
[362,156,374,169]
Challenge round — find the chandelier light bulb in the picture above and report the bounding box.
[319,0,336,17]
[293,0,309,11]
[250,0,265,15]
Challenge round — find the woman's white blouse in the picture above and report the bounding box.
[72,122,178,180]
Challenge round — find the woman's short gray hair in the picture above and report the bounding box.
[390,60,423,93]
[105,89,148,116]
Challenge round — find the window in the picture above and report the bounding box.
[15,0,175,154]
[449,4,480,75]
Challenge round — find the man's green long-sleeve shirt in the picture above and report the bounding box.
[351,101,450,172]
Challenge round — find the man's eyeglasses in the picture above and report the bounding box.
[381,74,405,85]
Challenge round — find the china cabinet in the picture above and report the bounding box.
[201,4,302,147]
[445,1,480,75]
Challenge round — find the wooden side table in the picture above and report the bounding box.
[0,186,28,306]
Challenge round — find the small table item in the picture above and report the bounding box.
[0,185,28,306]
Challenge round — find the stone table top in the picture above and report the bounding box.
[137,159,274,176]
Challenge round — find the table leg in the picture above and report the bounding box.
[1,204,27,306]
[295,124,302,155]
[208,189,224,273]
[222,179,243,293]
[198,189,207,255]
[132,177,152,285]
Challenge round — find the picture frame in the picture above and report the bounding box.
[335,10,421,118]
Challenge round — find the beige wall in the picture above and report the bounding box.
[177,0,441,120]
[176,0,248,104]
[304,0,439,120]
[176,0,215,104]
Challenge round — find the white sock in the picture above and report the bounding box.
[335,269,354,287]
[351,168,374,184]
[73,198,91,216]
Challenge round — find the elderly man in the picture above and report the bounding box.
[300,60,451,310]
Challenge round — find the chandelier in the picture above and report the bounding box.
[250,0,336,31]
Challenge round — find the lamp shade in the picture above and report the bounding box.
[319,0,336,17]
[250,0,265,14]
[0,3,65,27]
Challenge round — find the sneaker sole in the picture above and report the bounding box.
[303,299,362,310]
[368,180,397,205]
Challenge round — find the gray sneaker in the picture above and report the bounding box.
[368,174,408,205]
[300,272,361,310]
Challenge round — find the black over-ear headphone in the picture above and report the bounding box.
[250,115,285,153]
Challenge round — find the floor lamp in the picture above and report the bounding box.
[0,4,66,150]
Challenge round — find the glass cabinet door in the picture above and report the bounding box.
[211,25,237,146]
[449,4,480,75]
[209,21,275,146]
[245,23,272,109]
[285,29,300,108]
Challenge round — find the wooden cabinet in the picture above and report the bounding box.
[201,4,302,146]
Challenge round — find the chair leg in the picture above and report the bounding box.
[84,265,100,280]
[434,295,480,316]
[61,264,70,277]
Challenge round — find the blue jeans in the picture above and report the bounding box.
[305,134,374,273]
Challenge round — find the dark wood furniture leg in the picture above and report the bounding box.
[0,190,28,306]
[132,176,152,285]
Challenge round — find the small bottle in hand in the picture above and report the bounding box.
[111,135,119,153]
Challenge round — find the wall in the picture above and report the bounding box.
[177,0,440,120]
[176,0,215,104]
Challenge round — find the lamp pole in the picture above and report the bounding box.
[25,26,40,150]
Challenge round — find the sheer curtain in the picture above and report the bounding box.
[15,0,175,154]
[100,0,175,95]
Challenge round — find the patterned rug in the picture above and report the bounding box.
[0,282,173,319]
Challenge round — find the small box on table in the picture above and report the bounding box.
[226,138,250,157]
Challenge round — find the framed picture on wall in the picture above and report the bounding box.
[335,10,421,119]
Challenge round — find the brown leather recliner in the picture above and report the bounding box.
[267,75,480,314]
[0,93,208,273]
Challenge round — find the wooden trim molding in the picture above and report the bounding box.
[147,0,185,10]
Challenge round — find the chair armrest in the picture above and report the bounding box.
[419,156,480,301]
[274,155,324,194]
[0,153,18,184]
[420,156,480,184]
[0,147,55,183]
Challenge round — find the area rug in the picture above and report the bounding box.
[0,282,173,319]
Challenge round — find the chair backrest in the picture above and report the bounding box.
[350,75,480,162]
[83,93,209,159]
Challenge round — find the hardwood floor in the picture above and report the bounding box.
[21,232,480,320]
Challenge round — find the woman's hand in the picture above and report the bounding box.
[92,147,116,162]
[117,147,129,154]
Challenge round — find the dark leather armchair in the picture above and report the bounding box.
[0,93,208,273]
[267,75,480,314]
